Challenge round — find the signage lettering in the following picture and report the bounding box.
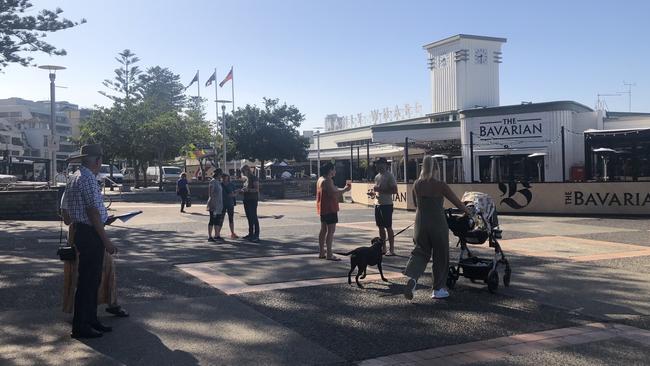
[393,192,407,203]
[325,102,424,131]
[477,117,543,141]
[564,191,650,206]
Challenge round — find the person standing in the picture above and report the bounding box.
[316,163,351,261]
[62,144,117,339]
[176,172,190,213]
[207,169,224,242]
[221,174,238,239]
[240,165,260,243]
[372,158,398,256]
[403,156,470,300]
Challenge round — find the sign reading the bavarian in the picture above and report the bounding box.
[565,191,650,207]
[475,114,547,146]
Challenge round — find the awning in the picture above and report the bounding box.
[584,127,650,136]
[371,121,460,144]
[307,144,426,160]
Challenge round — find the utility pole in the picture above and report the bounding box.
[621,81,636,112]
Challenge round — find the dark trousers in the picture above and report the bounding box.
[179,190,188,211]
[72,223,105,331]
[243,200,259,237]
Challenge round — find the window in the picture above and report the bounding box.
[43,135,48,147]
[11,150,20,156]
[163,167,182,175]
[0,135,8,143]
[11,137,22,146]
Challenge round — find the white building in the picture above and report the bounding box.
[0,98,80,177]
[308,34,650,184]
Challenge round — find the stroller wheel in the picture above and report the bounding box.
[504,265,512,287]
[447,266,458,289]
[487,270,499,293]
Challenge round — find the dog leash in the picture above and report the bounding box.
[393,223,413,238]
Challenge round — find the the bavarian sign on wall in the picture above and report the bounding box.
[351,182,650,215]
[474,114,548,149]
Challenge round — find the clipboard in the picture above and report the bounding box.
[105,210,143,225]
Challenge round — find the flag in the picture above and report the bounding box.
[219,67,233,87]
[205,71,216,87]
[185,71,199,90]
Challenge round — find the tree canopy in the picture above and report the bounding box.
[228,98,308,177]
[0,0,85,70]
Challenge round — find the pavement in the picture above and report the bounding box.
[1,197,650,365]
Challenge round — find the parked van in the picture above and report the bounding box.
[146,166,183,183]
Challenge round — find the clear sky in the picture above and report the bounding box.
[1,0,649,131]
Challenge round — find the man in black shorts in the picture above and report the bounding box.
[372,158,397,255]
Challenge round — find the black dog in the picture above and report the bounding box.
[339,237,388,288]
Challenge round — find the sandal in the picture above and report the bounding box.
[106,306,129,317]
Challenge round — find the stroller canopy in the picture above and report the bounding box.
[461,192,497,231]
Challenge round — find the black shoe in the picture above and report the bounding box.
[106,306,129,317]
[71,327,103,339]
[242,234,251,240]
[249,236,260,243]
[208,237,215,242]
[215,236,226,243]
[91,322,112,332]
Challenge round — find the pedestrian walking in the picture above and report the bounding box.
[177,172,190,213]
[403,156,470,300]
[61,144,117,339]
[316,163,351,261]
[371,158,398,255]
[221,174,239,239]
[240,165,260,243]
[207,169,224,242]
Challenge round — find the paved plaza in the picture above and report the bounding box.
[1,198,650,365]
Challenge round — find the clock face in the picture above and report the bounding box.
[439,54,448,68]
[474,48,488,64]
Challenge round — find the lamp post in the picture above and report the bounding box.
[217,99,232,172]
[38,65,66,185]
[314,126,324,175]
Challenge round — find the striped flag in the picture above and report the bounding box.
[219,67,233,87]
[205,71,216,87]
[185,71,199,90]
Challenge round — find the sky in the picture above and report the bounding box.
[1,0,649,131]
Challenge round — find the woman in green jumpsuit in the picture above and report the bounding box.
[404,156,470,300]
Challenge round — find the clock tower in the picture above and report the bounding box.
[424,34,507,114]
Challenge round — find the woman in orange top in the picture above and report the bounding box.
[317,163,351,260]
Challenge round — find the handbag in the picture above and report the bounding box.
[57,246,76,261]
[56,217,76,261]
[185,195,192,207]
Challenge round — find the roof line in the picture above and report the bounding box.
[423,34,507,50]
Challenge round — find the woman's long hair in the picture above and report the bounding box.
[418,156,436,181]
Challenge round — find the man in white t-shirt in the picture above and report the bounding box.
[373,157,397,255]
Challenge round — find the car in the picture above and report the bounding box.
[98,164,124,186]
[146,166,183,183]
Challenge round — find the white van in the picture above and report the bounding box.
[99,164,124,186]
[146,166,183,183]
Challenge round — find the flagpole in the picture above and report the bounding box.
[214,67,221,169]
[197,69,200,99]
[231,66,235,113]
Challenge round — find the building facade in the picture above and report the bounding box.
[307,34,650,185]
[0,98,80,178]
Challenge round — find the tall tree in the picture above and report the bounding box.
[140,66,186,113]
[99,49,142,104]
[0,0,86,70]
[229,98,308,179]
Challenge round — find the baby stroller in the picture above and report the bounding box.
[445,192,511,293]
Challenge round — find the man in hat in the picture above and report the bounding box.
[372,157,397,255]
[62,144,117,339]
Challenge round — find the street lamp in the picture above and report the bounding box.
[314,126,324,176]
[217,99,232,172]
[38,65,66,185]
